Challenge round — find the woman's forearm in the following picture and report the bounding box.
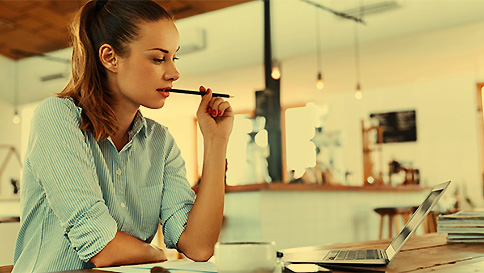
[90,230,166,267]
[177,137,228,261]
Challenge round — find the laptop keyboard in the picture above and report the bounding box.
[324,249,382,261]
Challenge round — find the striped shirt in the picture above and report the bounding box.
[13,97,195,272]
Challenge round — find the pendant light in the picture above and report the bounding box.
[315,7,324,90]
[271,59,281,80]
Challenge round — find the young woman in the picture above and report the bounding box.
[13,0,233,272]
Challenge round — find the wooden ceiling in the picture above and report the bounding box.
[0,0,252,60]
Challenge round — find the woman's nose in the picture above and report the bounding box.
[164,63,180,82]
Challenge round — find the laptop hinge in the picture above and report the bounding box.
[385,245,396,262]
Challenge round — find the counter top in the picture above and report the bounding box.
[192,183,427,193]
[0,195,20,201]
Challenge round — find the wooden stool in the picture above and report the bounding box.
[374,207,414,240]
[412,206,438,234]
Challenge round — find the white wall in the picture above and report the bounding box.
[0,222,20,266]
[0,54,22,196]
[0,55,21,266]
[0,100,22,196]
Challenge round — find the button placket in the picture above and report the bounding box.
[116,151,129,210]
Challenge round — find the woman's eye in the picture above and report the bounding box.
[153,57,179,63]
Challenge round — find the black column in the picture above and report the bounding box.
[255,0,282,182]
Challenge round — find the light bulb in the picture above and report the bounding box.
[271,66,281,80]
[12,111,20,124]
[355,83,363,100]
[316,72,324,90]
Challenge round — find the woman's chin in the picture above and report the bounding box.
[143,101,165,110]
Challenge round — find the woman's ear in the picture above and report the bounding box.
[99,44,118,73]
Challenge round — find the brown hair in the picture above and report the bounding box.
[58,0,173,141]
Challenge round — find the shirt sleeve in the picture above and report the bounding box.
[159,129,196,249]
[25,98,117,262]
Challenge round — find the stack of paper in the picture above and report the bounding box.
[95,260,217,273]
[437,209,484,243]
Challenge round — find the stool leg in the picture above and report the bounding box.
[422,215,429,233]
[394,215,400,237]
[388,215,394,239]
[403,212,410,225]
[429,212,437,233]
[379,215,384,240]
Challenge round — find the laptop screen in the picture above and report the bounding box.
[385,181,450,261]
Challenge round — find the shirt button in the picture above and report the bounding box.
[116,169,122,175]
[120,202,126,208]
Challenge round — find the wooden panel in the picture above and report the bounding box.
[42,0,86,13]
[0,4,21,21]
[0,0,36,10]
[0,0,253,60]
[15,16,48,32]
[25,6,70,28]
[37,27,69,46]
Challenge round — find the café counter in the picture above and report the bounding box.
[223,183,426,193]
[216,183,431,250]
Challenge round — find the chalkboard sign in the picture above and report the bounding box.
[369,110,417,143]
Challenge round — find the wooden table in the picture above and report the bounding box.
[2,233,483,273]
[0,216,19,223]
[282,233,484,272]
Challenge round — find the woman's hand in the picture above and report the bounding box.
[149,245,168,263]
[196,86,234,142]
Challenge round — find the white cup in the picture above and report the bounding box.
[214,241,279,273]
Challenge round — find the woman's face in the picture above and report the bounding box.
[113,19,180,110]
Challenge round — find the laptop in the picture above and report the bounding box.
[281,181,451,266]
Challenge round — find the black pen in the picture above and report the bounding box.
[169,88,233,98]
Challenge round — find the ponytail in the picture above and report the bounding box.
[59,0,173,141]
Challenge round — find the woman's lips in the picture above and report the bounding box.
[157,89,170,98]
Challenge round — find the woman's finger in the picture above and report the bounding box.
[197,86,212,115]
[216,101,231,116]
[209,97,224,117]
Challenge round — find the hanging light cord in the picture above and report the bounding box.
[315,8,322,73]
[354,0,364,86]
[301,0,365,24]
[354,22,360,85]
[14,62,18,111]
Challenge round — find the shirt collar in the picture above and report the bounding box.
[128,110,148,140]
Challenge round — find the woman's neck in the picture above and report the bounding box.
[111,105,139,152]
